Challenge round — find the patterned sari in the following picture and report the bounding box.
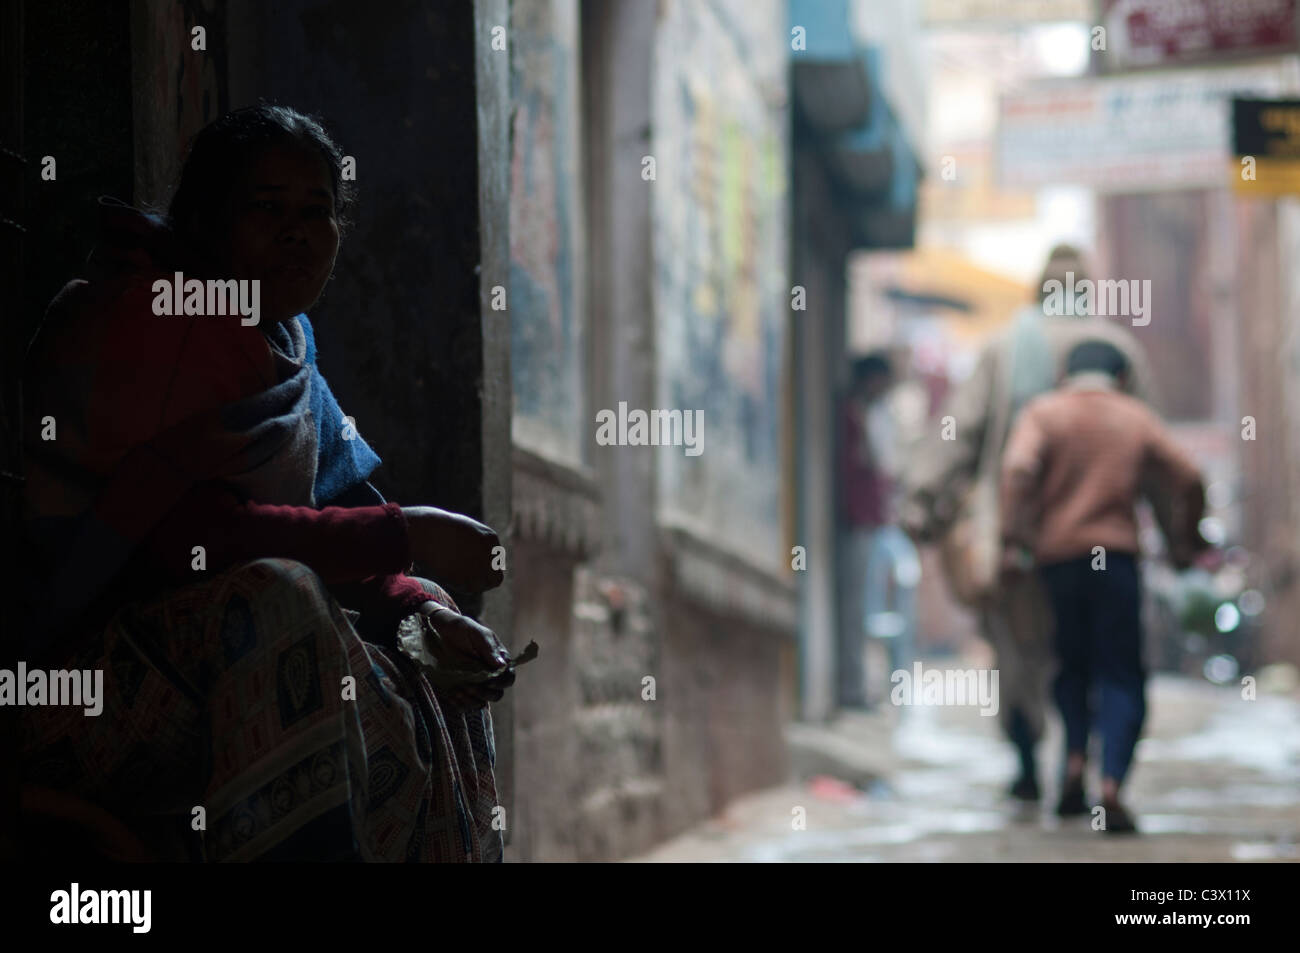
[21,562,502,862]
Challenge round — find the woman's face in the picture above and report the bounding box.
[224,144,341,324]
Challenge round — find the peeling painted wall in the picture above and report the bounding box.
[652,0,790,573]
[509,0,586,466]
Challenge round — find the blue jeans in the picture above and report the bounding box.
[840,525,920,706]
[1040,553,1146,784]
[865,525,920,678]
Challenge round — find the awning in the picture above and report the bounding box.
[790,0,871,132]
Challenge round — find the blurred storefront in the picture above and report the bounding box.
[1056,1,1300,670]
[788,0,924,720]
[923,0,1300,673]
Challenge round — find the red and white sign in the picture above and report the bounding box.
[1102,0,1299,70]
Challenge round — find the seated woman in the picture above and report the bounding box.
[19,104,516,862]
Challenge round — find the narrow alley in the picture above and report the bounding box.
[636,669,1300,862]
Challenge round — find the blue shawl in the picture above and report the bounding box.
[269,314,382,505]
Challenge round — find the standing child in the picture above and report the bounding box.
[999,340,1205,833]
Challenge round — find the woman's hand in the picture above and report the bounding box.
[440,668,517,710]
[417,603,516,710]
[402,506,505,593]
[419,603,509,669]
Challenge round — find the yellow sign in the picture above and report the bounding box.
[1232,98,1300,196]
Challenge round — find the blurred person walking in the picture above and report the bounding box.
[837,353,920,708]
[899,245,1157,801]
[999,340,1205,832]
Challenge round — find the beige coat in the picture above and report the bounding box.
[901,313,1158,540]
[900,314,1160,737]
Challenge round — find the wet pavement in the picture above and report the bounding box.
[631,670,1300,862]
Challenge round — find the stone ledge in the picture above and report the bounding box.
[510,443,602,559]
[658,522,799,637]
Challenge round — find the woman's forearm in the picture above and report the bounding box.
[140,482,412,584]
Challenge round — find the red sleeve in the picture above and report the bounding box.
[329,573,441,642]
[138,481,412,585]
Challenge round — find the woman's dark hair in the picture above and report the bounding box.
[167,104,355,252]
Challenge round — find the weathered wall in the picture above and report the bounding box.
[1097,192,1216,422]
[1235,198,1300,669]
[508,0,586,465]
[651,0,790,573]
[506,0,794,861]
[505,538,582,861]
[1274,198,1300,669]
[651,0,795,835]
[508,0,663,862]
[506,0,605,862]
[659,586,791,831]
